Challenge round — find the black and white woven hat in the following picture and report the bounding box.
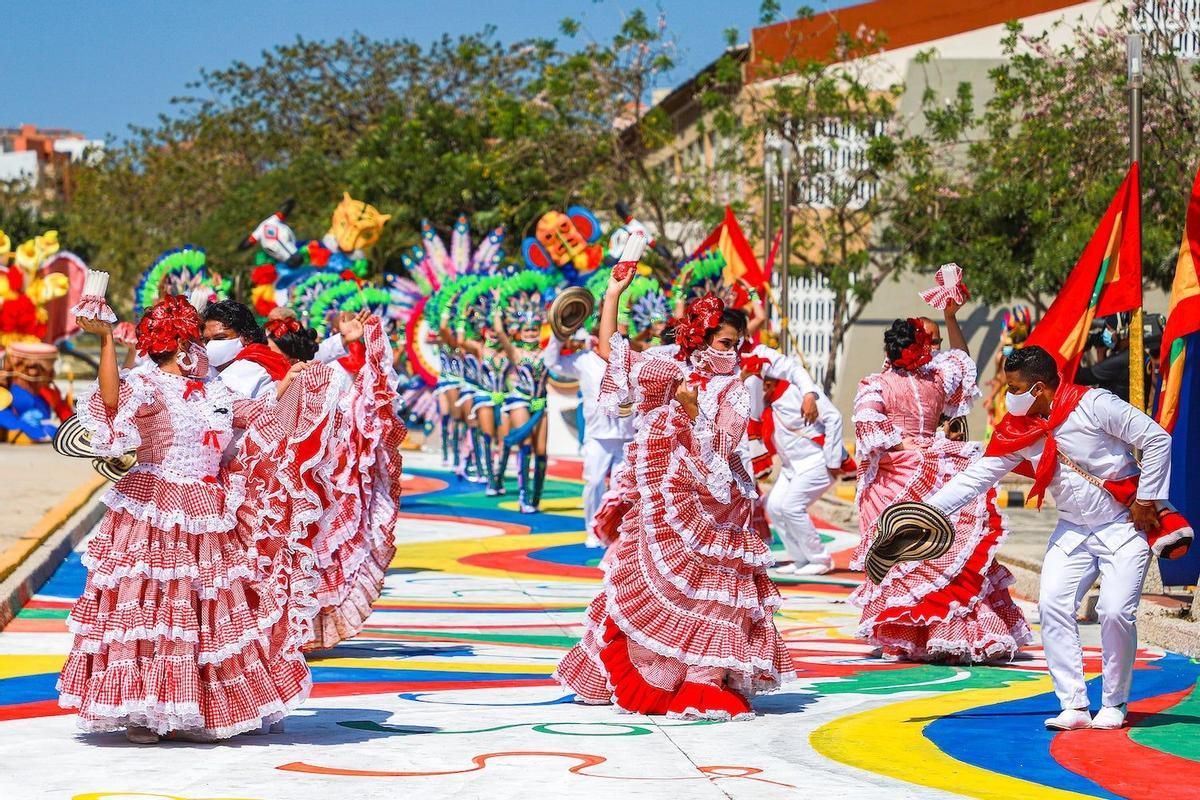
[52,415,95,459]
[864,501,955,584]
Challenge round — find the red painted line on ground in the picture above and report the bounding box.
[0,699,72,722]
[2,619,67,633]
[1050,686,1200,797]
[310,678,555,698]
[394,511,531,536]
[459,549,602,580]
[23,599,73,610]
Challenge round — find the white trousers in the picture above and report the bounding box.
[1039,526,1149,710]
[582,437,627,538]
[765,457,833,567]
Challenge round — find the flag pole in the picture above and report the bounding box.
[1127,28,1146,412]
[779,142,792,356]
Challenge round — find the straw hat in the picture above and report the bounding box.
[864,501,955,584]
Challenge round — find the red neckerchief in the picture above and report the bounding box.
[338,340,367,374]
[233,343,292,382]
[984,383,1091,508]
[759,379,791,458]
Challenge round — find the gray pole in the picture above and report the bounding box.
[1128,30,1145,413]
[779,143,792,356]
[763,142,774,330]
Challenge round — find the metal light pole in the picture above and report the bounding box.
[1128,30,1146,412]
[779,141,792,355]
[763,138,775,331]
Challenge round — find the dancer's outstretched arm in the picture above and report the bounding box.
[597,267,635,362]
[944,299,969,355]
[78,317,118,411]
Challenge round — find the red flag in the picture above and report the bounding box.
[692,206,768,296]
[1026,162,1141,382]
[1158,164,1200,432]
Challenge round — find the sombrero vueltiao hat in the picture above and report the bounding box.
[92,453,136,483]
[52,415,95,458]
[54,414,137,482]
[865,501,955,584]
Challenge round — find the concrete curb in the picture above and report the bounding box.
[998,555,1200,659]
[0,478,106,631]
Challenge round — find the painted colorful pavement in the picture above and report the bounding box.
[2,452,1199,800]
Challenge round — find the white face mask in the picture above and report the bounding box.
[205,337,243,368]
[1006,383,1042,417]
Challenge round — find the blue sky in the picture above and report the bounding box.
[3,0,861,141]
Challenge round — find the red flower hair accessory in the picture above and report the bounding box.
[265,316,302,339]
[668,293,725,361]
[890,318,934,371]
[136,295,202,356]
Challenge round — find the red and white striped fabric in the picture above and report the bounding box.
[919,263,970,310]
[234,317,405,652]
[59,366,312,738]
[850,350,1032,663]
[556,336,794,719]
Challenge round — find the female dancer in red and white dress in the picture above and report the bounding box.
[850,308,1031,663]
[61,297,315,743]
[555,267,794,720]
[247,314,406,650]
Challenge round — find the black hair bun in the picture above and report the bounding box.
[884,319,917,363]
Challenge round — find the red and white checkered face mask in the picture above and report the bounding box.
[690,346,738,377]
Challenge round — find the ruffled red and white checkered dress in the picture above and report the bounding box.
[235,319,405,651]
[59,365,313,738]
[850,350,1032,663]
[556,336,794,720]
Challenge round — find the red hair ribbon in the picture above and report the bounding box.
[891,318,934,372]
[136,295,202,357]
[265,317,302,339]
[669,293,725,361]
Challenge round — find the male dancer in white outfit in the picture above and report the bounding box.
[926,346,1171,731]
[543,333,634,548]
[761,375,845,575]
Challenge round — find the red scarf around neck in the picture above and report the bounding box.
[759,379,792,458]
[233,343,292,382]
[984,382,1091,508]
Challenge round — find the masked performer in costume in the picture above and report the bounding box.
[60,298,315,743]
[926,345,1176,730]
[493,270,559,513]
[850,305,1032,663]
[555,258,794,720]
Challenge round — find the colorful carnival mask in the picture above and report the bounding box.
[327,192,391,254]
[521,206,604,280]
[239,200,302,267]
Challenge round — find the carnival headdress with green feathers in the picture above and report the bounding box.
[497,269,559,330]
[135,246,227,317]
[671,249,735,309]
[624,275,669,334]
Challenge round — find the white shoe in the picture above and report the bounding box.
[1091,704,1127,730]
[773,563,797,574]
[796,562,832,576]
[1044,708,1092,730]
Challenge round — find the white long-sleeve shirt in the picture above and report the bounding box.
[746,344,820,398]
[769,384,845,471]
[544,337,634,442]
[315,333,348,364]
[928,388,1172,554]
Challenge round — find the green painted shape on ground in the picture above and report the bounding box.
[811,664,1042,695]
[371,629,582,648]
[17,608,69,619]
[447,478,581,512]
[339,719,718,736]
[1129,678,1200,762]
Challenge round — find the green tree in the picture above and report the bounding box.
[892,1,1197,313]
